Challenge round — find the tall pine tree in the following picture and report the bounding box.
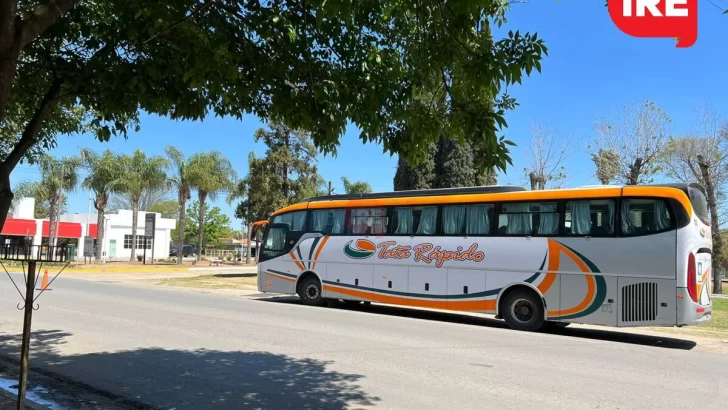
[394,136,497,191]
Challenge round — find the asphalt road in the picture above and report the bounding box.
[1,273,727,410]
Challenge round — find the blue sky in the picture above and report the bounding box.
[12,0,728,227]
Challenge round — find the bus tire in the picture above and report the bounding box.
[299,276,327,307]
[501,288,545,332]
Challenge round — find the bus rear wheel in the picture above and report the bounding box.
[501,288,545,332]
[299,276,327,307]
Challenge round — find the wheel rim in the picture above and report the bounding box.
[510,298,536,324]
[305,283,320,300]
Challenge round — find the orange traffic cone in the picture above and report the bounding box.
[39,269,51,291]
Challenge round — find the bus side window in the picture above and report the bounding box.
[564,199,615,237]
[310,209,346,234]
[441,204,493,236]
[392,206,438,235]
[348,207,388,235]
[499,202,558,236]
[271,211,307,232]
[619,198,674,236]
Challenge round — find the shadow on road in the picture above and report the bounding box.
[255,296,698,351]
[0,330,380,410]
[212,273,256,279]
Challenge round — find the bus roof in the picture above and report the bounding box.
[271,183,697,218]
[305,185,527,202]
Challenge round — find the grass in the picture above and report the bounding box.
[699,298,728,332]
[157,273,258,290]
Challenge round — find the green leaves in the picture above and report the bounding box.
[4,0,546,179]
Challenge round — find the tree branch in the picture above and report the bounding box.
[0,0,17,49]
[2,77,64,171]
[19,0,80,48]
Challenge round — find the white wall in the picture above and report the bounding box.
[61,209,177,261]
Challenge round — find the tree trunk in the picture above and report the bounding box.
[197,191,207,262]
[130,199,139,261]
[177,198,186,265]
[48,198,57,249]
[94,193,107,262]
[94,208,105,262]
[0,167,14,237]
[697,155,723,294]
[627,157,644,185]
[246,222,253,264]
[529,172,538,191]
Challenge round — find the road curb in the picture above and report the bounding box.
[0,389,48,410]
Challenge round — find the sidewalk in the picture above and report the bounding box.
[1,262,257,274]
[0,390,47,410]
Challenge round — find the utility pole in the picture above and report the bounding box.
[328,181,333,195]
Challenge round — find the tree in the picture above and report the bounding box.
[147,200,179,219]
[660,103,728,293]
[183,201,232,251]
[80,148,123,261]
[394,144,438,191]
[165,146,195,265]
[591,101,672,185]
[341,177,373,195]
[108,185,171,213]
[188,151,237,261]
[11,153,80,247]
[0,0,547,233]
[591,149,621,185]
[233,124,323,263]
[116,150,168,261]
[523,123,572,190]
[10,180,68,219]
[394,136,497,191]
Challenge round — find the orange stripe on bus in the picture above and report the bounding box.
[548,274,596,317]
[323,284,496,311]
[311,236,330,271]
[271,186,691,217]
[697,266,710,299]
[289,252,306,271]
[265,271,295,283]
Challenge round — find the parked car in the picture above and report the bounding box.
[170,245,198,257]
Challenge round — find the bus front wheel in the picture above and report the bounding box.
[501,288,545,332]
[299,276,327,307]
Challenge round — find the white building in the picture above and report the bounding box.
[3,197,177,261]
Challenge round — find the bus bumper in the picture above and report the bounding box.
[676,288,712,326]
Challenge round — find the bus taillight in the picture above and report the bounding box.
[687,252,698,303]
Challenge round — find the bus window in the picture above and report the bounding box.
[348,207,388,235]
[620,198,674,236]
[272,211,307,231]
[441,204,493,235]
[688,184,710,225]
[564,199,615,237]
[310,209,346,234]
[499,202,559,236]
[261,225,287,259]
[392,206,438,235]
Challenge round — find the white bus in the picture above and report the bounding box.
[257,183,713,332]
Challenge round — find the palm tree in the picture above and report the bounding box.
[80,148,123,262]
[12,154,81,248]
[188,151,237,261]
[165,146,195,265]
[117,149,168,261]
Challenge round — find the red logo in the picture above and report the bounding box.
[608,0,698,48]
